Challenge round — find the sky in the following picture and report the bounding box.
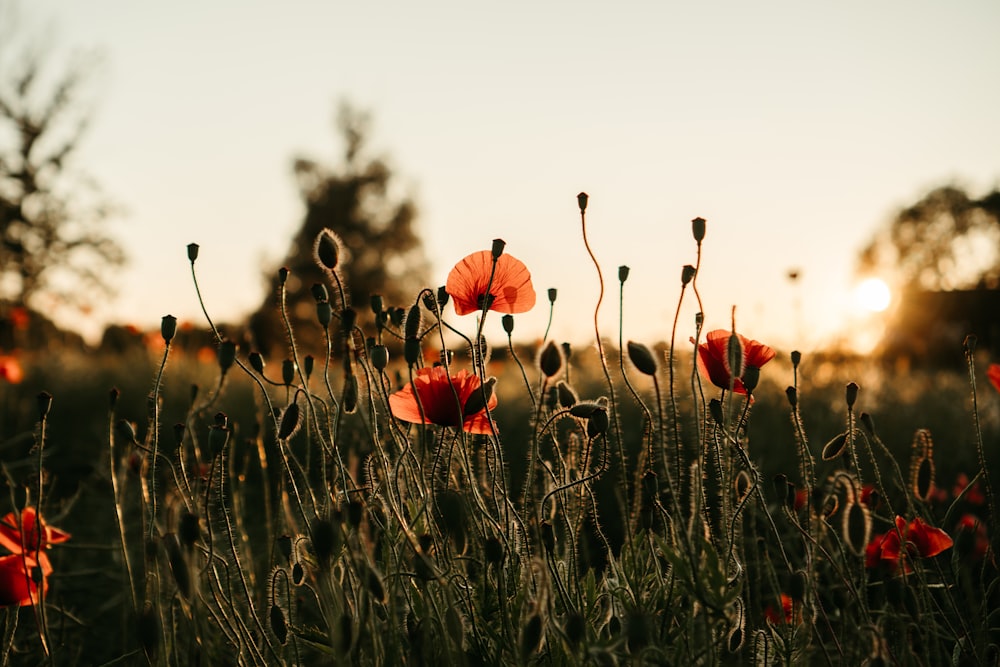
[8,0,1000,355]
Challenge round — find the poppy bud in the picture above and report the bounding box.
[340,307,357,334]
[727,332,744,380]
[314,228,341,270]
[821,433,849,461]
[37,391,52,421]
[311,283,329,303]
[291,562,304,585]
[845,382,860,409]
[709,398,724,426]
[370,294,384,314]
[278,266,289,286]
[539,340,563,378]
[540,521,555,554]
[557,381,578,408]
[502,314,514,334]
[742,366,760,394]
[304,355,314,380]
[161,315,177,343]
[404,304,422,340]
[791,350,801,367]
[311,517,338,568]
[208,423,230,456]
[278,402,300,440]
[390,307,405,328]
[436,286,450,309]
[627,341,657,376]
[404,338,421,366]
[561,342,572,362]
[586,406,609,438]
[342,373,358,414]
[270,604,288,645]
[217,340,237,373]
[282,360,295,386]
[187,243,199,262]
[681,264,696,285]
[785,386,797,408]
[371,345,389,371]
[484,537,505,565]
[463,378,496,418]
[691,217,706,242]
[248,351,264,375]
[491,238,506,259]
[577,191,589,212]
[316,301,332,327]
[547,287,557,304]
[619,265,630,283]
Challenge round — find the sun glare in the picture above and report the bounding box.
[855,278,891,313]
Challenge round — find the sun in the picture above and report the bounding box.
[854,278,892,313]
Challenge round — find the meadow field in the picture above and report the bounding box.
[0,208,998,666]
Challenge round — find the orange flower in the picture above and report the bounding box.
[694,329,775,394]
[0,355,23,384]
[445,250,536,316]
[0,508,70,607]
[988,363,1000,395]
[865,515,952,573]
[389,366,498,434]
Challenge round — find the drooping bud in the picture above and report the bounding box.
[491,238,506,259]
[187,243,200,262]
[577,192,589,212]
[540,520,555,554]
[278,402,300,440]
[270,604,288,645]
[311,283,329,302]
[436,286,450,309]
[627,341,657,376]
[821,433,849,461]
[681,264,696,285]
[586,406,610,438]
[557,381,578,408]
[370,294,384,314]
[161,315,177,343]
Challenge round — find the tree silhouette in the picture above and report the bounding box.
[0,25,124,319]
[248,104,429,354]
[859,185,1000,291]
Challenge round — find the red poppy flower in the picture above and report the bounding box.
[694,329,775,394]
[0,508,70,607]
[988,363,1000,394]
[0,355,23,384]
[764,593,794,624]
[445,250,536,316]
[0,554,46,607]
[389,366,498,434]
[865,515,952,573]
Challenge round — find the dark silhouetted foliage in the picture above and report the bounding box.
[248,104,428,354]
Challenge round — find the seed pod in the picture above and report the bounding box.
[709,398,724,426]
[681,264,696,285]
[618,265,630,283]
[846,382,860,409]
[547,287,557,304]
[791,350,801,368]
[370,345,389,371]
[304,355,314,379]
[187,243,199,262]
[556,381,577,408]
[577,191,589,212]
[502,314,514,334]
[270,604,288,645]
[160,315,177,344]
[627,341,657,376]
[217,340,237,373]
[282,359,295,386]
[691,216,706,242]
[491,238,506,259]
[785,386,798,408]
[291,562,304,585]
[248,351,265,375]
[742,365,760,394]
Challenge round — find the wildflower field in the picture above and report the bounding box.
[1,196,999,666]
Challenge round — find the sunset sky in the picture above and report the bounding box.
[12,0,1000,354]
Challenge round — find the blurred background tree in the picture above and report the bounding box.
[0,4,123,348]
[248,103,429,354]
[859,184,1000,290]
